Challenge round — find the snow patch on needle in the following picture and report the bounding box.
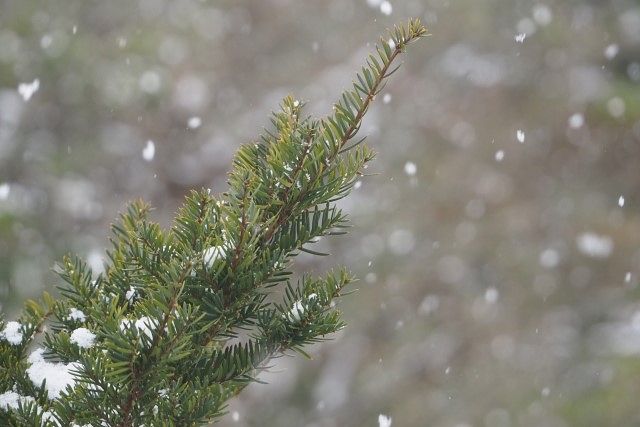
[0,321,24,345]
[70,328,96,349]
[26,348,81,400]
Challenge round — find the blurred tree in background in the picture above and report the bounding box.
[1,1,640,426]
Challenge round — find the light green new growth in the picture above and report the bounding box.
[0,19,427,426]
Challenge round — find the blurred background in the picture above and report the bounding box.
[1,0,640,426]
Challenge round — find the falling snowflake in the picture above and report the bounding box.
[188,116,202,129]
[514,33,526,43]
[532,4,553,26]
[539,248,560,269]
[607,97,625,118]
[142,140,155,161]
[404,161,417,176]
[139,70,161,94]
[484,287,499,303]
[0,183,9,201]
[604,44,619,60]
[516,129,525,143]
[568,113,584,129]
[576,232,613,258]
[17,79,40,101]
[380,1,393,15]
[378,414,392,427]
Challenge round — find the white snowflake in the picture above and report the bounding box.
[604,43,619,60]
[576,232,613,258]
[139,70,161,94]
[17,79,40,101]
[142,140,156,161]
[539,248,560,269]
[0,183,10,200]
[532,4,553,26]
[378,414,392,427]
[607,97,625,118]
[188,116,202,129]
[380,1,392,15]
[568,113,584,129]
[404,161,417,176]
[484,287,499,303]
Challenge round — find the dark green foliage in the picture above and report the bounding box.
[0,19,426,426]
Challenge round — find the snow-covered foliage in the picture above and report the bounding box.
[26,348,81,400]
[0,321,23,345]
[69,328,96,349]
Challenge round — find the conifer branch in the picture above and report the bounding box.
[263,18,427,245]
[0,19,426,426]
